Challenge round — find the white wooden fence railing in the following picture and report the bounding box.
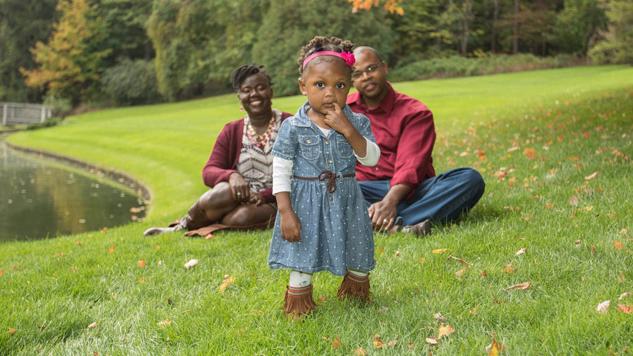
[1,102,52,126]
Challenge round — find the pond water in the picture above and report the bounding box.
[0,140,146,242]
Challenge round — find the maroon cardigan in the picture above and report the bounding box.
[202,112,291,203]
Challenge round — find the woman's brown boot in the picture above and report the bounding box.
[337,272,370,302]
[284,285,316,317]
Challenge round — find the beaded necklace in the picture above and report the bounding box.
[246,114,276,149]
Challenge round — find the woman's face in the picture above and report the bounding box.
[237,72,273,117]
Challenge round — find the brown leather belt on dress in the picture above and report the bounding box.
[293,170,355,193]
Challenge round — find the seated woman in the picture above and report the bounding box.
[144,64,291,237]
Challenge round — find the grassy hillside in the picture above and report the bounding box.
[1,66,633,354]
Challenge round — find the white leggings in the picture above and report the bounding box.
[289,270,367,288]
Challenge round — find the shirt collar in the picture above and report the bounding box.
[347,82,396,114]
[292,102,313,127]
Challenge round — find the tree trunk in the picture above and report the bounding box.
[491,0,499,53]
[513,0,519,54]
[461,0,473,55]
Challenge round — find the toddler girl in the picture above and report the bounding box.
[269,36,380,317]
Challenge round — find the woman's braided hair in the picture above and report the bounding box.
[231,64,272,91]
[297,36,354,74]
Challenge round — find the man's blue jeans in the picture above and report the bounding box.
[358,168,485,226]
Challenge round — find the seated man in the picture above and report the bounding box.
[347,47,485,236]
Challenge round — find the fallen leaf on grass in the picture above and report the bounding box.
[425,337,438,345]
[318,295,327,303]
[107,245,116,254]
[394,250,401,257]
[433,312,447,322]
[438,324,455,339]
[617,304,633,314]
[137,259,146,269]
[515,247,527,256]
[618,292,631,301]
[486,336,503,356]
[432,249,448,254]
[613,241,624,250]
[157,320,172,328]
[507,146,520,153]
[8,328,16,335]
[373,335,384,349]
[505,282,530,291]
[354,347,367,356]
[184,259,199,269]
[584,172,598,181]
[455,268,467,278]
[596,300,610,314]
[448,255,470,266]
[569,195,580,207]
[575,240,582,247]
[503,264,515,274]
[476,149,487,161]
[523,147,537,160]
[494,169,508,181]
[0,269,4,277]
[387,340,398,348]
[480,270,488,278]
[87,322,97,329]
[218,275,235,293]
[331,336,341,349]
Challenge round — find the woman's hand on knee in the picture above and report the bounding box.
[281,211,301,242]
[229,173,250,202]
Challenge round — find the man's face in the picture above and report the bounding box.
[351,50,388,103]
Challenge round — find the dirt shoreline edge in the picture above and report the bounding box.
[5,141,152,203]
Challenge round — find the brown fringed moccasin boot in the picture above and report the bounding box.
[284,285,316,317]
[337,272,370,302]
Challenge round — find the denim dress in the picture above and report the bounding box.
[268,103,376,276]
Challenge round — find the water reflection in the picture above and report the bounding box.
[0,141,146,242]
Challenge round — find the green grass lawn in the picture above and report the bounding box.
[2,65,633,354]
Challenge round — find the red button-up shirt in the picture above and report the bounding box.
[347,83,436,188]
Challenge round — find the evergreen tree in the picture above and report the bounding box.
[21,0,110,104]
[0,0,57,101]
[147,0,268,100]
[590,0,633,64]
[252,0,395,96]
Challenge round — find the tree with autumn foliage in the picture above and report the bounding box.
[21,0,110,105]
[349,0,405,14]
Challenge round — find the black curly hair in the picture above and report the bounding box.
[231,64,272,91]
[297,36,354,75]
